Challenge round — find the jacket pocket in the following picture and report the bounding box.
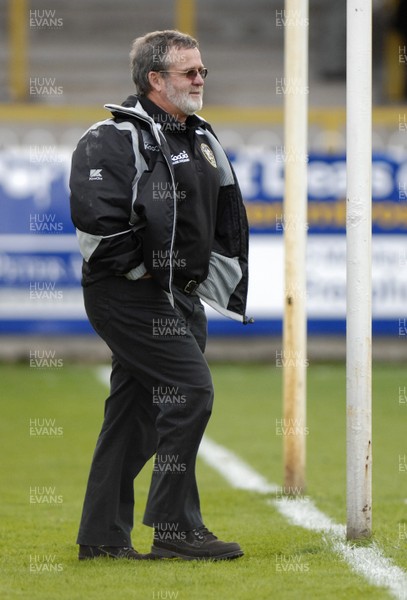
[198,251,242,309]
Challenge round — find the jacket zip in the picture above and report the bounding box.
[156,127,178,303]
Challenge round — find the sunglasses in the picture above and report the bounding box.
[158,67,208,80]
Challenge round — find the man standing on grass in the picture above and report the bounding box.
[69,29,250,561]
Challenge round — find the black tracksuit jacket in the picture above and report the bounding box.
[69,95,250,323]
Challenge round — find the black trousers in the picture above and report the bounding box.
[77,276,213,547]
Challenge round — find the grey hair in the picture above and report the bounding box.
[129,30,199,96]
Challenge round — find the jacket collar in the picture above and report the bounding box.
[104,96,154,125]
[104,98,162,144]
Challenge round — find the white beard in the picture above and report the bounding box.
[165,79,203,115]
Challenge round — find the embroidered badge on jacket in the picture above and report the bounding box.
[200,143,217,168]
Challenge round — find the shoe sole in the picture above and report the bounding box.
[78,552,160,561]
[150,546,244,561]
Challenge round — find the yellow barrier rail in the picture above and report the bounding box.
[0,104,404,129]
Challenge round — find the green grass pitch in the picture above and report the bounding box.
[0,361,406,599]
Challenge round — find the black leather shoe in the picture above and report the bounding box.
[151,526,244,560]
[78,545,160,560]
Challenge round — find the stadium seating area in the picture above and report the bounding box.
[0,0,403,153]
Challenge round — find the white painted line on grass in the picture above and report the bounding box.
[95,367,407,600]
[199,436,279,494]
[199,437,407,600]
[267,496,407,599]
[267,494,345,536]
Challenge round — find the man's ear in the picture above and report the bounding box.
[148,71,163,93]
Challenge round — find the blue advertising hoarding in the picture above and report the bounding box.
[0,147,406,335]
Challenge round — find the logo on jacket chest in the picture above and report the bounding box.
[89,169,102,181]
[144,142,159,152]
[171,150,190,165]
